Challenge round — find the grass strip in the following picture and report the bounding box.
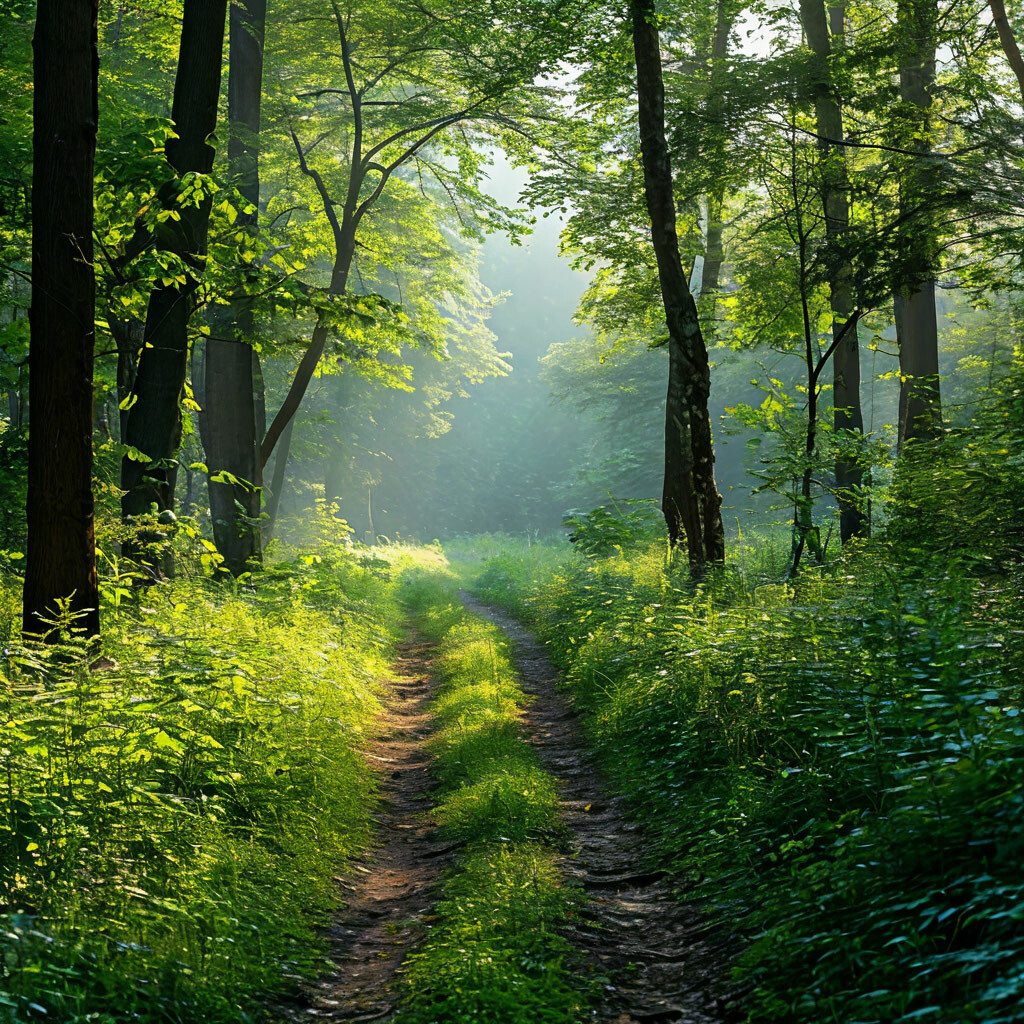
[396,570,589,1024]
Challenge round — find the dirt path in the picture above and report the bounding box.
[284,634,450,1023]
[462,594,733,1024]
[282,608,729,1023]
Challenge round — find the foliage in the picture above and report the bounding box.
[0,545,403,1022]
[561,498,662,557]
[468,372,1024,1024]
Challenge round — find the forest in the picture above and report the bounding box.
[2,0,1023,1021]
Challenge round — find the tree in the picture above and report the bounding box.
[988,0,1024,106]
[257,0,573,479]
[894,0,942,444]
[798,0,866,541]
[630,0,725,571]
[23,0,101,638]
[119,0,227,559]
[202,0,266,575]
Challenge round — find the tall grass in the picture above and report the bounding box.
[469,420,1024,1023]
[1,546,403,1022]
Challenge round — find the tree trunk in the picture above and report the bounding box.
[325,453,344,508]
[696,0,732,327]
[799,0,866,542]
[630,0,725,574]
[261,246,353,467]
[23,0,101,638]
[895,0,942,444]
[989,0,1024,107]
[263,418,294,545]
[120,0,227,553]
[203,0,266,576]
[895,284,941,441]
[110,314,142,441]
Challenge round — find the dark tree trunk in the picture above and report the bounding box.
[120,0,227,554]
[204,0,266,576]
[895,0,942,444]
[799,0,866,542]
[630,0,725,574]
[23,0,101,638]
[895,284,941,441]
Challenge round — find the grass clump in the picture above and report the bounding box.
[397,570,586,1024]
[0,546,402,1023]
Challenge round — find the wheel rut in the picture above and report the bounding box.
[462,594,732,1024]
[282,633,449,1022]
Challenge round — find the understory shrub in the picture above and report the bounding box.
[1,546,402,1023]
[470,401,1024,1024]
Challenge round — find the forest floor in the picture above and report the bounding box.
[287,597,730,1024]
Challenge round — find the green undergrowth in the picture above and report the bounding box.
[396,570,588,1024]
[1,544,406,1023]
[465,410,1024,1023]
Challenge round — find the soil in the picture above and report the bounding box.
[281,634,451,1022]
[281,604,732,1023]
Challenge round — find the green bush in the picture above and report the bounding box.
[470,389,1024,1023]
[1,547,402,1022]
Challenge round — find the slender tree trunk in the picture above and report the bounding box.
[895,0,942,444]
[799,0,866,541]
[696,0,732,327]
[110,314,142,441]
[120,0,227,552]
[792,251,821,577]
[630,0,725,573]
[263,418,294,545]
[204,0,266,576]
[701,193,726,299]
[261,245,353,467]
[253,349,266,441]
[325,453,344,508]
[23,0,100,638]
[989,0,1024,106]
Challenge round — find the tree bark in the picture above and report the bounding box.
[23,0,101,639]
[696,0,732,325]
[261,242,354,467]
[895,0,942,444]
[799,0,866,542]
[630,0,725,574]
[204,0,266,575]
[120,0,227,552]
[989,0,1024,106]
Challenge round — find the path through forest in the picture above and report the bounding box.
[287,601,730,1023]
